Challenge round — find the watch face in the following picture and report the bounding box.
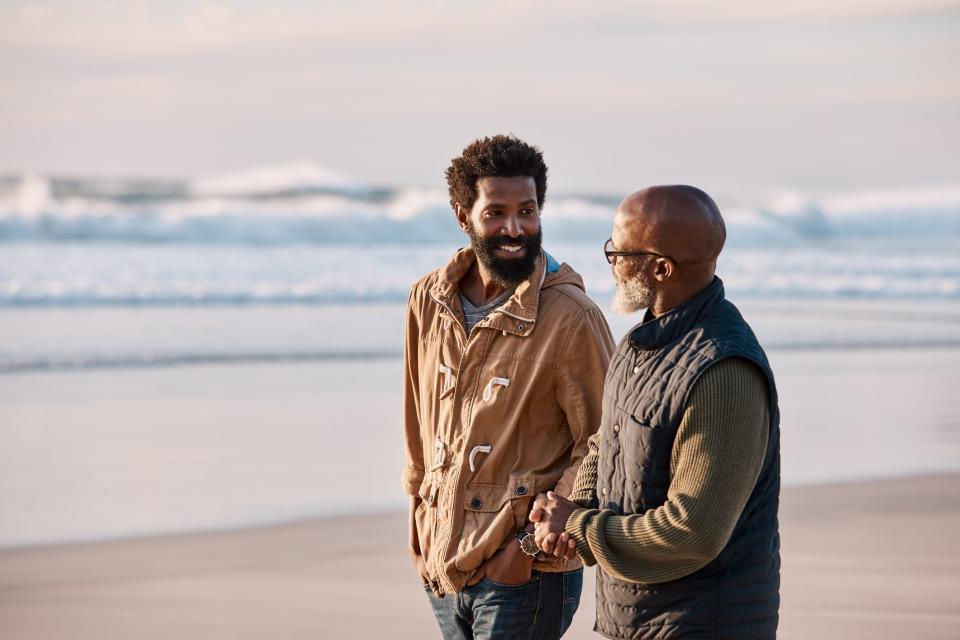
[520,533,540,557]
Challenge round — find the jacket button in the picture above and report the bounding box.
[515,485,528,495]
[470,497,482,509]
[613,424,620,433]
[518,324,525,331]
[633,366,640,374]
[602,488,608,496]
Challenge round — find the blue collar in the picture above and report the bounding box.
[544,251,560,273]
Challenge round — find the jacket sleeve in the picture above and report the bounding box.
[401,285,425,497]
[553,307,615,497]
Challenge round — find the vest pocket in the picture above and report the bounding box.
[625,414,673,484]
[454,475,536,573]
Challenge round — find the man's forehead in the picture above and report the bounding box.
[613,205,644,230]
[612,205,654,247]
[475,176,537,201]
[611,220,632,248]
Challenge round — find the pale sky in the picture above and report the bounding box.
[1,0,958,192]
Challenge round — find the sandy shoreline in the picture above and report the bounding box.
[4,342,959,549]
[1,473,958,639]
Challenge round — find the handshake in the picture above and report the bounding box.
[528,491,580,561]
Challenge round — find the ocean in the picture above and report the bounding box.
[2,167,959,311]
[2,165,960,547]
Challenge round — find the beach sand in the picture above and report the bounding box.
[1,473,958,639]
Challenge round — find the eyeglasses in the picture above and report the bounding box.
[604,238,675,265]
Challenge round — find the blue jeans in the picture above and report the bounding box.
[424,569,582,640]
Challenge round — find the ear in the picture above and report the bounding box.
[652,258,673,282]
[454,203,470,232]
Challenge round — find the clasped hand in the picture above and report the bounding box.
[528,491,579,561]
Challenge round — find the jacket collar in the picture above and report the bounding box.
[429,246,548,337]
[629,276,726,351]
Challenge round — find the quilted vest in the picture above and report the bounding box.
[594,277,780,639]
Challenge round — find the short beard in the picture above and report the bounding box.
[611,260,655,315]
[467,225,542,288]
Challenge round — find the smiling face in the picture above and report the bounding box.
[457,176,542,287]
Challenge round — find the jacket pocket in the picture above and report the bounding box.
[454,475,536,573]
[414,476,436,561]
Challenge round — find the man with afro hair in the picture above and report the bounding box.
[401,135,614,638]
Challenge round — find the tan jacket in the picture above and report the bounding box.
[402,247,614,594]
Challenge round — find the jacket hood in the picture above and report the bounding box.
[542,257,586,292]
[430,246,585,336]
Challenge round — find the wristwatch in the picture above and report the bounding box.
[516,528,540,558]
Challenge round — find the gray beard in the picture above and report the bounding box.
[611,276,654,315]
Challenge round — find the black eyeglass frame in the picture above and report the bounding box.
[604,238,676,265]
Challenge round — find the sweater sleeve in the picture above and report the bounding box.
[564,357,769,583]
[567,431,601,508]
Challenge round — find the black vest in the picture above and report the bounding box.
[595,278,780,640]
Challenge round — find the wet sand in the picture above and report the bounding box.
[3,343,959,548]
[1,473,958,639]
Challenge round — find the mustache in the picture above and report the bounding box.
[487,235,535,250]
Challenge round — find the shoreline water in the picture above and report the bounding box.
[6,341,960,375]
[3,297,960,548]
[2,347,959,547]
[4,296,960,374]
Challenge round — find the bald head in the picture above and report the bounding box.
[614,185,726,267]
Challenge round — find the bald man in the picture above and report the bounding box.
[530,186,781,639]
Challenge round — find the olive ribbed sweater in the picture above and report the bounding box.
[565,357,769,584]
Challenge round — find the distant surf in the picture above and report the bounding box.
[1,164,959,306]
[1,166,958,246]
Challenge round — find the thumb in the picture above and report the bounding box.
[547,491,556,500]
[466,565,485,586]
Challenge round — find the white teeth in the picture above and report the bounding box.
[500,245,523,253]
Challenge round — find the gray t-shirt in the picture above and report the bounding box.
[459,288,514,334]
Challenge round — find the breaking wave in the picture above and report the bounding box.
[1,167,958,246]
[1,165,958,306]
